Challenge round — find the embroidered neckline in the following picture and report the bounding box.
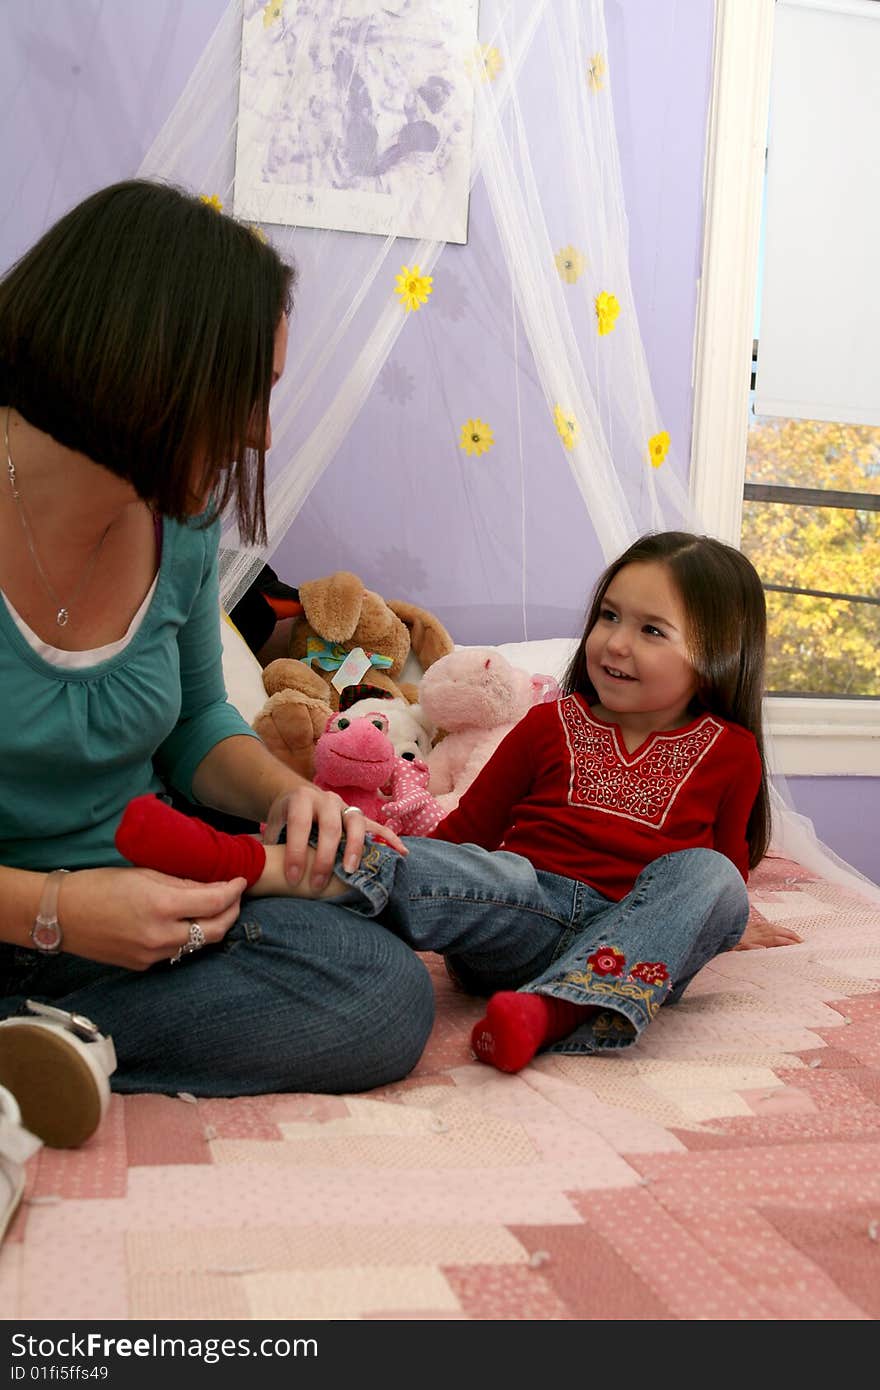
[559,697,726,829]
[578,698,713,764]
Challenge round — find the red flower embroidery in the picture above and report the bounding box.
[587,947,626,977]
[629,961,670,986]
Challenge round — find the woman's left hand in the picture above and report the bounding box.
[263,784,407,891]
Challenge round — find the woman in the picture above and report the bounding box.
[0,180,434,1125]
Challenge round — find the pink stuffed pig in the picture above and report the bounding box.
[419,648,559,813]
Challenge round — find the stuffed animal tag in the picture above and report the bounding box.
[330,646,394,692]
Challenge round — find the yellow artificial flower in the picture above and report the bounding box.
[460,418,495,457]
[648,430,671,468]
[395,265,433,312]
[595,290,620,336]
[263,0,284,27]
[587,53,606,92]
[199,194,223,213]
[466,44,503,82]
[554,245,587,285]
[249,225,268,243]
[553,404,579,451]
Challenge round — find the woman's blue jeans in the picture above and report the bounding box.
[0,899,435,1096]
[0,840,747,1094]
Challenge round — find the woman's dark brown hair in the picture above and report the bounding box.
[562,531,771,868]
[0,179,295,544]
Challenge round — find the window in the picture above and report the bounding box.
[690,0,879,774]
[741,347,880,700]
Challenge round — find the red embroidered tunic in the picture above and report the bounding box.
[432,694,762,901]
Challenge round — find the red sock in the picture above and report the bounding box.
[470,992,592,1073]
[115,794,266,888]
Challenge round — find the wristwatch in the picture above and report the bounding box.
[30,868,70,954]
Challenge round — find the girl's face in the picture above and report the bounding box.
[585,560,699,728]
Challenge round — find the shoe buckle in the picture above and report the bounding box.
[24,999,101,1043]
[68,1013,101,1042]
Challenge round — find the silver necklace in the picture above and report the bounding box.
[4,407,112,628]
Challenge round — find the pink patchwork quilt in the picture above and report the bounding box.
[3,855,879,1321]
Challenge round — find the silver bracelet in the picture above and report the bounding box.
[30,868,70,955]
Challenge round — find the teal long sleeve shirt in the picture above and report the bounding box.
[0,515,258,872]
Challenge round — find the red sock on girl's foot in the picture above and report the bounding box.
[115,794,267,888]
[470,991,591,1073]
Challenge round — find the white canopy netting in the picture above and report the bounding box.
[137,0,878,902]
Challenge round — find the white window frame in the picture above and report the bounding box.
[690,0,880,776]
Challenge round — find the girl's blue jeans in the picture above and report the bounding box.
[0,840,747,1094]
[339,838,749,1053]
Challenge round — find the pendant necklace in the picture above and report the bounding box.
[4,406,112,628]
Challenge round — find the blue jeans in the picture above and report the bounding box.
[0,842,746,1091]
[0,897,434,1096]
[337,839,749,1054]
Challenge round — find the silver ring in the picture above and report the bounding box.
[342,805,362,818]
[186,921,206,951]
[170,920,207,965]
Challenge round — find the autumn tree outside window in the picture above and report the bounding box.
[741,357,880,700]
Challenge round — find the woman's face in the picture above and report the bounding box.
[186,315,289,513]
[247,313,288,452]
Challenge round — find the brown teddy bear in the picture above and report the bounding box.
[252,570,454,779]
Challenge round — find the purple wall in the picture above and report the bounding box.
[2,0,875,883]
[0,1,227,269]
[605,0,715,492]
[787,779,877,885]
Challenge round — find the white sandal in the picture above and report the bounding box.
[0,1084,41,1244]
[0,1001,117,1149]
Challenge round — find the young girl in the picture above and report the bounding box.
[118,531,776,1073]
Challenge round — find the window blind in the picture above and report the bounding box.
[755,0,880,426]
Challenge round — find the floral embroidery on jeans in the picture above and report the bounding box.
[561,970,662,1019]
[554,943,675,1038]
[586,946,626,976]
[628,961,670,986]
[360,844,383,872]
[592,1011,635,1038]
[559,942,669,1028]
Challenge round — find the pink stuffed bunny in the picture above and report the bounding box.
[419,648,559,813]
[313,710,443,836]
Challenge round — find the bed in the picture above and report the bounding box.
[3,634,879,1321]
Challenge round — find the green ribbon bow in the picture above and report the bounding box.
[302,637,393,673]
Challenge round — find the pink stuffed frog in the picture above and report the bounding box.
[419,648,559,813]
[313,710,444,836]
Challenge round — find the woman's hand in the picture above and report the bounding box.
[57,866,247,971]
[263,784,407,891]
[733,918,803,950]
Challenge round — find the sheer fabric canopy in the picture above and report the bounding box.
[138,0,878,903]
